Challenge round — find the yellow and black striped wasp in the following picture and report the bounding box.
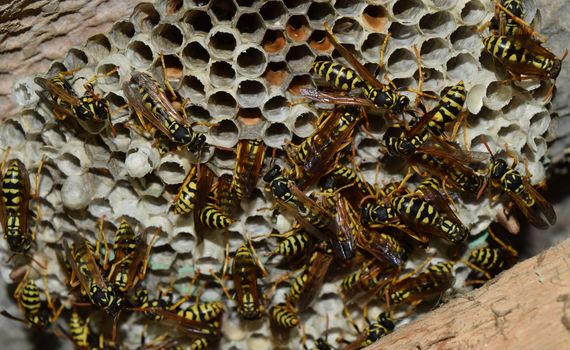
[232,139,266,201]
[343,312,395,350]
[270,302,299,329]
[232,242,268,320]
[123,71,206,153]
[340,260,399,304]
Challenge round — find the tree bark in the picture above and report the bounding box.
[366,236,570,350]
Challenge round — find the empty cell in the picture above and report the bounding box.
[388,22,421,47]
[236,46,267,77]
[209,0,237,22]
[361,33,386,63]
[97,63,121,86]
[182,10,213,35]
[131,3,160,32]
[387,48,416,76]
[450,26,482,53]
[420,38,451,67]
[182,41,210,68]
[208,30,238,59]
[419,11,456,37]
[334,0,364,15]
[286,15,311,42]
[157,159,186,185]
[285,44,315,73]
[236,13,265,42]
[307,2,335,25]
[126,40,154,68]
[260,1,287,26]
[284,0,311,12]
[356,138,382,160]
[461,0,486,25]
[446,53,480,82]
[392,0,428,25]
[209,61,236,88]
[152,54,184,87]
[207,91,237,119]
[209,119,239,148]
[151,23,183,53]
[263,122,291,148]
[419,68,445,91]
[211,148,237,169]
[263,95,290,122]
[236,79,268,108]
[236,0,257,7]
[309,30,332,52]
[85,34,112,61]
[293,111,317,138]
[245,215,272,236]
[484,81,513,111]
[63,48,88,70]
[105,92,129,119]
[186,104,211,122]
[109,21,135,49]
[263,61,290,87]
[58,153,83,177]
[362,4,389,32]
[427,0,458,11]
[171,232,195,253]
[237,108,264,127]
[287,74,315,95]
[261,29,287,54]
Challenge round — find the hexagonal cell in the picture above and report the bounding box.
[362,4,389,32]
[63,48,89,71]
[209,119,240,149]
[283,0,311,12]
[236,79,268,108]
[126,40,154,69]
[262,95,290,122]
[130,3,160,32]
[262,122,291,148]
[307,2,335,27]
[105,92,129,119]
[426,0,459,11]
[333,17,363,42]
[420,38,451,68]
[151,23,184,53]
[334,0,365,15]
[286,15,311,42]
[209,0,238,22]
[151,54,184,88]
[261,29,287,54]
[387,48,417,76]
[181,41,210,69]
[179,75,207,104]
[419,11,456,38]
[96,63,121,86]
[182,10,213,36]
[450,26,483,54]
[308,30,332,52]
[209,61,236,88]
[207,28,238,59]
[236,12,265,43]
[244,215,272,236]
[461,0,486,25]
[263,61,291,87]
[446,53,480,82]
[419,68,445,92]
[388,22,422,47]
[235,45,267,78]
[293,110,318,138]
[392,0,428,25]
[163,0,183,14]
[207,90,238,119]
[260,1,288,27]
[210,147,236,169]
[285,44,315,73]
[484,81,513,111]
[186,104,211,123]
[84,34,112,62]
[109,21,135,49]
[360,33,387,64]
[287,74,315,95]
[235,0,257,7]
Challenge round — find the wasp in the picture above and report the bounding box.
[215,173,238,217]
[268,226,312,258]
[318,164,371,208]
[123,71,206,153]
[270,302,299,328]
[344,312,396,350]
[68,309,90,348]
[232,139,266,200]
[1,269,62,329]
[173,165,199,215]
[232,242,267,320]
[198,202,233,230]
[341,261,399,304]
[264,165,352,260]
[386,261,455,306]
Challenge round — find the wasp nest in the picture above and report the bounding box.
[0,0,557,349]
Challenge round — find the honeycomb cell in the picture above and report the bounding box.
[263,61,291,87]
[285,44,315,73]
[236,79,268,108]
[446,53,480,82]
[388,22,422,47]
[182,10,213,36]
[96,62,121,88]
[186,104,211,123]
[419,11,456,38]
[262,122,291,148]
[461,0,486,25]
[19,110,45,136]
[307,2,335,27]
[484,81,513,111]
[420,38,452,68]
[420,67,446,92]
[84,34,112,62]
[209,60,236,88]
[151,54,184,89]
[387,48,416,77]
[207,28,239,59]
[450,26,483,54]
[286,15,311,42]
[244,215,272,236]
[426,0,459,11]
[126,39,154,68]
[61,174,93,210]
[151,23,184,53]
[187,0,211,8]
[261,29,287,54]
[141,196,170,215]
[360,33,387,64]
[209,0,238,22]
[236,45,267,77]
[235,0,258,8]
[125,140,160,178]
[308,30,332,53]
[356,138,382,161]
[182,41,210,69]
[334,0,365,15]
[262,95,290,122]
[157,154,189,185]
[163,0,183,14]
[131,3,161,32]
[391,0,428,25]
[207,90,238,119]
[63,49,88,71]
[210,146,237,168]
[283,0,311,13]
[180,74,207,103]
[292,109,317,138]
[236,12,266,43]
[260,1,288,27]
[109,21,135,50]
[287,74,315,96]
[362,4,389,32]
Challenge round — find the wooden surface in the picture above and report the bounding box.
[367,236,570,350]
[0,0,143,116]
